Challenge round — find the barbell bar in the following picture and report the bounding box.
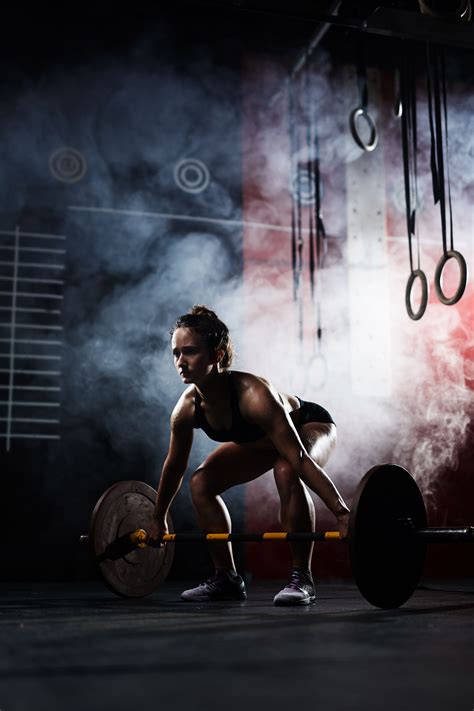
[82,525,474,546]
[82,464,474,607]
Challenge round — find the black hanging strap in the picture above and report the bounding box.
[400,49,417,272]
[288,77,298,301]
[304,61,316,300]
[356,38,369,110]
[426,44,454,257]
[288,71,304,344]
[425,44,440,204]
[432,47,448,255]
[440,50,454,252]
[312,104,325,273]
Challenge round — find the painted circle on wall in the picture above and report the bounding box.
[49,147,87,183]
[393,181,425,215]
[289,166,323,206]
[174,158,210,194]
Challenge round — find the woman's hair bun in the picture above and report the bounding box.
[170,305,235,370]
[189,305,218,320]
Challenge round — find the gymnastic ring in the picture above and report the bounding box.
[405,269,429,321]
[434,250,468,306]
[349,107,378,152]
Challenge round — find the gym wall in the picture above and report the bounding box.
[239,34,473,580]
[0,9,246,580]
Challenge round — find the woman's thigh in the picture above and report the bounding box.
[195,422,336,496]
[194,442,279,496]
[298,422,337,468]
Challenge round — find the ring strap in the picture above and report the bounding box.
[356,37,369,111]
[427,44,454,257]
[304,56,316,301]
[400,47,417,274]
[400,43,429,322]
[288,76,299,303]
[427,45,467,306]
[305,52,326,362]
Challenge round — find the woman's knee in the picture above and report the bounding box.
[273,457,304,497]
[189,466,219,501]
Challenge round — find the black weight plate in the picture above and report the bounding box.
[349,464,427,609]
[89,480,175,598]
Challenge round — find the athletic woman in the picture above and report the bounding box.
[149,305,350,606]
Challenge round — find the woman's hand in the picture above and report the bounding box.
[147,514,169,547]
[336,510,350,540]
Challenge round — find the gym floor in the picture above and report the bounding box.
[1,579,473,711]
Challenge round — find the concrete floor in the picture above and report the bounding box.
[0,579,473,711]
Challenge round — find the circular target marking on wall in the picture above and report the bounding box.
[393,182,424,215]
[49,147,87,184]
[174,158,210,194]
[289,166,321,206]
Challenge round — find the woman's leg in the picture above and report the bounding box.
[274,422,337,571]
[190,443,278,571]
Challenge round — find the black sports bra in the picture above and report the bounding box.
[193,372,266,443]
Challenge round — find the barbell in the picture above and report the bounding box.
[81,463,473,608]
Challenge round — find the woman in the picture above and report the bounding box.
[149,305,350,606]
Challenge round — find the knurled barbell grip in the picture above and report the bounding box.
[145,531,342,544]
[79,531,341,546]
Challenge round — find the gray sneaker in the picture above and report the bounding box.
[273,570,316,606]
[181,570,247,602]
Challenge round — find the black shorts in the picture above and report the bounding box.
[296,398,335,426]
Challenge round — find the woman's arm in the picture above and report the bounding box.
[154,396,194,520]
[241,380,350,524]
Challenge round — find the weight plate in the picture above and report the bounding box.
[89,480,175,598]
[349,464,427,609]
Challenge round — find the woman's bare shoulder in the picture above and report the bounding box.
[231,370,269,387]
[171,386,195,428]
[232,371,295,410]
[231,370,276,398]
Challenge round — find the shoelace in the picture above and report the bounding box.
[286,572,311,591]
[203,573,228,591]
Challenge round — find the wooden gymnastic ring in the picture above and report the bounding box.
[349,107,378,152]
[405,269,429,321]
[434,250,468,306]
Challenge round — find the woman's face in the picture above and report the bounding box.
[171,327,217,384]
